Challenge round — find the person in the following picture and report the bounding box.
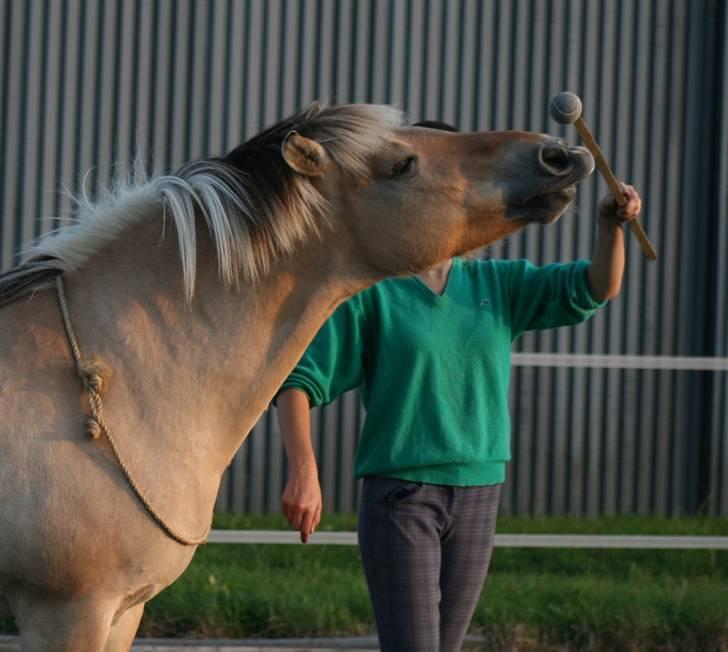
[275,120,642,652]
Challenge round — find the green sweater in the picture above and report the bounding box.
[280,258,605,486]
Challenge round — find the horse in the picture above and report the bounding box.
[0,102,593,651]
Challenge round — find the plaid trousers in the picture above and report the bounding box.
[358,477,502,652]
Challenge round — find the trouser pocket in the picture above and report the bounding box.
[384,481,423,504]
[362,477,424,506]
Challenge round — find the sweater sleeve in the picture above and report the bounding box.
[277,293,368,407]
[506,259,606,340]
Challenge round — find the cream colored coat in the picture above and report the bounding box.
[0,105,593,650]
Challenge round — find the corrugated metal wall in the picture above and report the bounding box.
[1,0,726,516]
[710,0,728,518]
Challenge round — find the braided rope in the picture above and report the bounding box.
[55,275,210,546]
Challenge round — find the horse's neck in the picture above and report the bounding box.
[183,251,353,467]
[69,220,357,483]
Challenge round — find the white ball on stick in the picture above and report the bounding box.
[549,91,657,261]
[549,92,583,125]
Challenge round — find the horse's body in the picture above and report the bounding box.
[0,104,593,650]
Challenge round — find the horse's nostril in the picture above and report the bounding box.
[539,145,573,176]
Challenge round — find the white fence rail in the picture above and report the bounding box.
[511,353,728,371]
[207,530,728,550]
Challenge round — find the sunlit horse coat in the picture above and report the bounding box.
[0,103,593,651]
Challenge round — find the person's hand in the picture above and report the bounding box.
[597,184,641,225]
[281,464,322,543]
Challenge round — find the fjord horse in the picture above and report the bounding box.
[0,103,593,650]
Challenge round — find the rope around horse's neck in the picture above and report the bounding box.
[55,275,210,546]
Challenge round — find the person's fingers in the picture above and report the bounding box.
[297,505,322,544]
[288,508,303,532]
[281,502,292,525]
[281,473,323,543]
[624,198,640,219]
[313,505,322,533]
[300,512,315,544]
[307,507,320,539]
[618,184,641,221]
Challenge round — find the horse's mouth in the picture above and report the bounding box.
[504,142,593,225]
[519,186,577,224]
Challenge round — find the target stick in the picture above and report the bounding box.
[550,91,657,261]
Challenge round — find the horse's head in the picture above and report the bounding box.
[280,113,594,277]
[0,104,593,308]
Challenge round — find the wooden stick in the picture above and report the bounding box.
[574,116,657,261]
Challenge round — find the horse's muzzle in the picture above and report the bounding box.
[538,143,594,179]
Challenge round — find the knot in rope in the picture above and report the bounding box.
[79,359,109,395]
[85,417,102,440]
[54,274,210,546]
[75,359,109,440]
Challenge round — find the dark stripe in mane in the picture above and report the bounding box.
[0,258,62,308]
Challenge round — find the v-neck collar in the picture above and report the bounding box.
[410,258,459,302]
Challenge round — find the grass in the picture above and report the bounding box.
[3,515,728,650]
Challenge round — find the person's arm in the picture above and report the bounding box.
[278,388,321,544]
[587,184,642,301]
[505,184,642,338]
[275,293,368,542]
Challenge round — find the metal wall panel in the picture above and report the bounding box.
[1,0,725,516]
[709,0,728,517]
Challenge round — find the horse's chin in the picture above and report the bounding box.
[516,187,576,225]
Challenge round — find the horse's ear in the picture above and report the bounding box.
[281,131,330,177]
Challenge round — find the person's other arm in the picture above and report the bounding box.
[279,388,321,543]
[587,184,642,301]
[276,295,368,542]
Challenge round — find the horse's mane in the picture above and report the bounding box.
[0,103,403,306]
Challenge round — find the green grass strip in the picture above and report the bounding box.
[2,516,727,650]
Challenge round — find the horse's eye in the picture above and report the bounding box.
[391,155,418,178]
